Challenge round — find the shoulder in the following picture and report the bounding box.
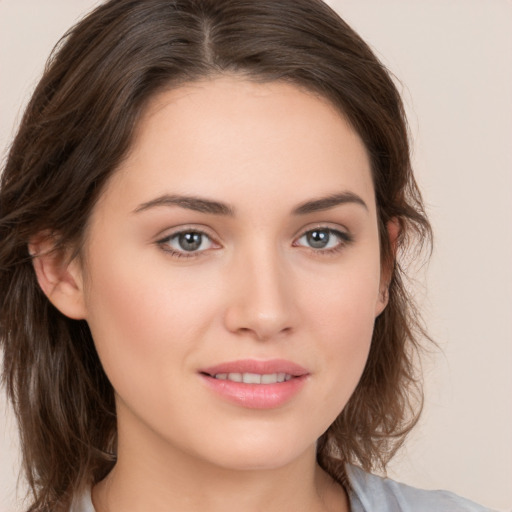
[346,464,496,512]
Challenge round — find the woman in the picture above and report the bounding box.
[0,1,495,511]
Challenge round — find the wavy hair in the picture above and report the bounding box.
[0,0,431,510]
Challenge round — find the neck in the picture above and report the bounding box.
[92,417,348,512]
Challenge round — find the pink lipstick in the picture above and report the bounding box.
[199,359,309,409]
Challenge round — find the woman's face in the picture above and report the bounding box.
[77,76,386,471]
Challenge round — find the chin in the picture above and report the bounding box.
[193,432,317,472]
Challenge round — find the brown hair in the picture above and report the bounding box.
[0,0,431,510]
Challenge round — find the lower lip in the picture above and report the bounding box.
[200,374,308,409]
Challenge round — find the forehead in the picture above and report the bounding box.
[99,76,375,217]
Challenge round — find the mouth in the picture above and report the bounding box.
[204,372,294,384]
[199,359,309,409]
[200,358,308,382]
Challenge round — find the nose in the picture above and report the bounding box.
[223,243,297,341]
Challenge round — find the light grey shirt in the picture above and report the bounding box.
[345,465,495,511]
[71,464,495,512]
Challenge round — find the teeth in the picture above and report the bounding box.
[243,372,261,384]
[213,372,293,384]
[261,373,277,384]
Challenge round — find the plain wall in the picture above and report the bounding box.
[1,1,511,511]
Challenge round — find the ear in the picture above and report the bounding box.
[375,218,401,317]
[29,233,87,320]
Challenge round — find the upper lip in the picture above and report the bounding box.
[200,359,309,377]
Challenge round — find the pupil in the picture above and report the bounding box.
[179,232,202,251]
[307,230,329,248]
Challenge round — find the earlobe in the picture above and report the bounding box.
[375,218,401,317]
[387,217,401,257]
[375,286,389,317]
[29,234,87,320]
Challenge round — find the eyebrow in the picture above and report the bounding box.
[292,192,368,214]
[133,194,235,216]
[133,191,367,216]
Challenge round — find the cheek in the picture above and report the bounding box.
[81,249,221,393]
[302,253,381,339]
[313,278,376,376]
[294,256,381,420]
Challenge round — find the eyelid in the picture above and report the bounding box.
[155,225,222,257]
[154,223,353,259]
[292,222,351,241]
[292,224,354,252]
[154,223,218,241]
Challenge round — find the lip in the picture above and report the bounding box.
[199,359,309,409]
[201,358,309,377]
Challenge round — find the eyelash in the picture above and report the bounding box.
[293,227,353,256]
[156,228,217,259]
[156,227,353,259]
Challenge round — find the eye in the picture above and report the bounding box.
[294,228,351,252]
[158,230,216,256]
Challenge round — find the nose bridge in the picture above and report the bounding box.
[224,236,295,340]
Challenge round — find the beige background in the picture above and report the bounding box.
[1,1,511,511]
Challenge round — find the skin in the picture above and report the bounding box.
[33,76,389,512]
